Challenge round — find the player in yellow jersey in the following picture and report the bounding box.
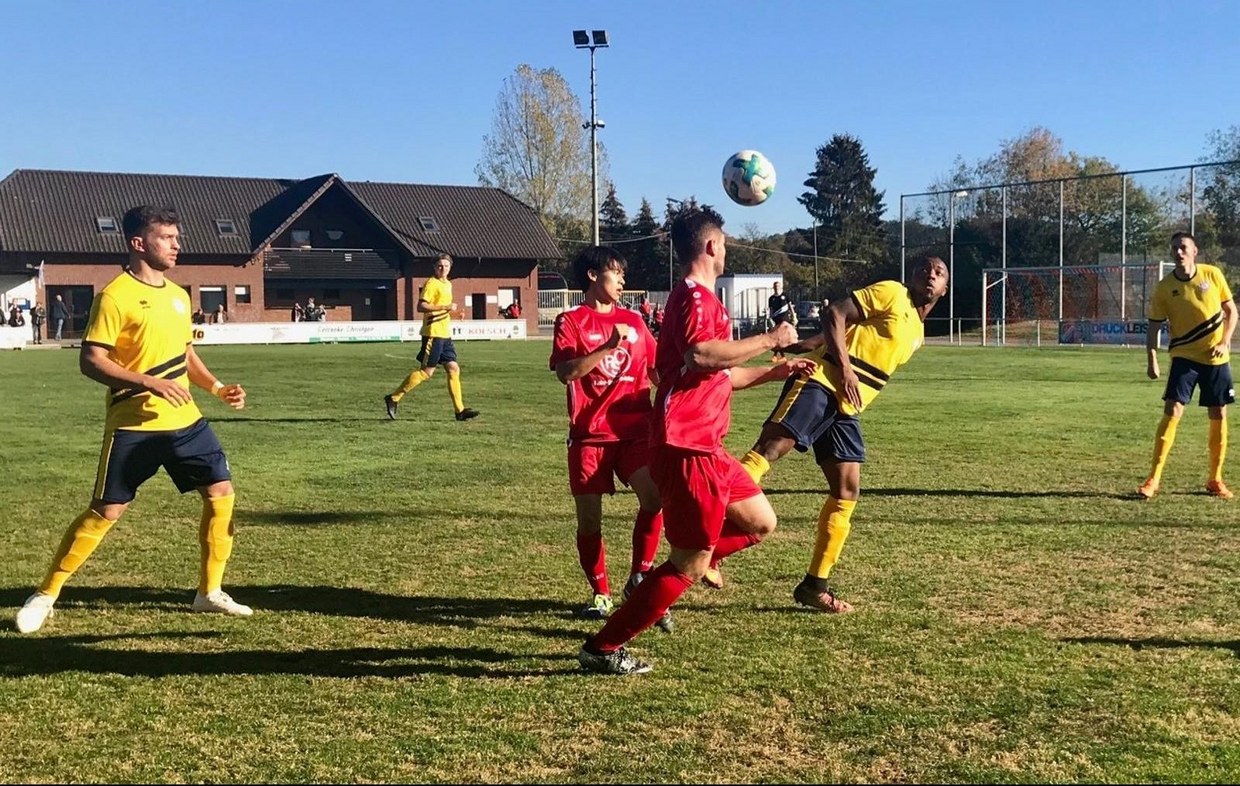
[384,253,480,422]
[1138,232,1237,500]
[15,206,250,634]
[734,256,948,612]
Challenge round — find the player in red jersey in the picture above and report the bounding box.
[551,247,670,630]
[577,207,811,675]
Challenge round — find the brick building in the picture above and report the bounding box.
[0,169,561,337]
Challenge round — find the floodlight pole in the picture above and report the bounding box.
[575,31,608,248]
[588,45,600,247]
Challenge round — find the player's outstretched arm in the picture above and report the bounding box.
[186,344,246,409]
[821,298,863,410]
[686,321,797,372]
[731,358,818,390]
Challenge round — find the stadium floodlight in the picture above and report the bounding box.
[573,28,609,246]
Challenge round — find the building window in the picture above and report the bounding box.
[271,288,294,305]
[235,285,251,304]
[418,216,439,232]
[96,216,119,234]
[215,219,239,236]
[200,285,226,314]
[325,229,344,242]
[291,229,311,246]
[324,288,340,299]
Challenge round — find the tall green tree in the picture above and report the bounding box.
[799,134,887,268]
[599,184,629,243]
[475,64,607,235]
[623,198,666,291]
[1200,126,1240,266]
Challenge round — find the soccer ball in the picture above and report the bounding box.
[722,150,776,206]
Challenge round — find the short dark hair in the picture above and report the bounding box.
[572,245,627,292]
[1171,231,1197,245]
[122,206,179,240]
[670,206,725,263]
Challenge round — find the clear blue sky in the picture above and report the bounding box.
[1,0,1237,237]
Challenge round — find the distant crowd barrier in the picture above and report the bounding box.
[191,319,527,346]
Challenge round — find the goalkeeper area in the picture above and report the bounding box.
[1,341,1236,782]
[983,262,1176,346]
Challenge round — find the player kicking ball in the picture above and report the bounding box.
[737,256,949,614]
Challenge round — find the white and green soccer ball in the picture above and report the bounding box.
[722,149,776,206]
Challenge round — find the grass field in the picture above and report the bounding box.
[1,341,1237,783]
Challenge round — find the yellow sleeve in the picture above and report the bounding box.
[851,281,900,321]
[1213,266,1233,303]
[83,292,124,348]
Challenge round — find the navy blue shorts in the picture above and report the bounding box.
[93,419,231,504]
[765,376,866,464]
[1163,357,1236,407]
[417,336,458,367]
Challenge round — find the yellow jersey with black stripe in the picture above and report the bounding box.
[1150,264,1233,365]
[805,280,924,416]
[83,271,202,432]
[420,276,452,338]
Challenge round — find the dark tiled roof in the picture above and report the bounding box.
[0,169,562,261]
[347,181,563,260]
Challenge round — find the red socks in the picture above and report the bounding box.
[576,532,609,596]
[588,562,694,653]
[630,509,663,575]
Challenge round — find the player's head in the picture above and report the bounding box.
[671,207,726,276]
[1171,232,1198,263]
[434,254,453,279]
[122,206,180,271]
[772,280,781,292]
[909,255,949,306]
[573,245,627,302]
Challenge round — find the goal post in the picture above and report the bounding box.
[982,262,1174,347]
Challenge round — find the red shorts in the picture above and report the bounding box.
[648,445,763,551]
[567,438,651,496]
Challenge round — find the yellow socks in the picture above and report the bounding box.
[740,450,770,484]
[40,509,115,598]
[447,369,465,414]
[1148,414,1181,485]
[807,497,857,579]
[1209,417,1227,483]
[199,493,236,595]
[391,369,430,402]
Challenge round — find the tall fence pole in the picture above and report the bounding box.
[899,196,906,284]
[1058,179,1064,325]
[1002,186,1008,346]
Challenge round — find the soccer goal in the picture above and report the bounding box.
[981,262,1174,346]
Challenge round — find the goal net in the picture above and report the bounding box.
[981,262,1174,346]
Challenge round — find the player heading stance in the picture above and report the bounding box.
[15,206,250,634]
[577,208,808,675]
[551,246,670,630]
[738,256,949,613]
[1138,232,1236,500]
[385,253,480,422]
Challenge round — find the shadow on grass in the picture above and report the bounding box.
[1063,635,1240,659]
[0,631,577,679]
[212,417,363,424]
[0,584,583,634]
[764,487,1138,500]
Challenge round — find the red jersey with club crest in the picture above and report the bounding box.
[652,278,734,453]
[550,304,657,443]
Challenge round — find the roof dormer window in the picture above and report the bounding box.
[215,219,239,236]
[96,216,119,234]
[418,216,439,232]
